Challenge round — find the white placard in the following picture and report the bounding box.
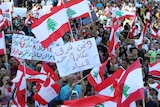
[32,37,64,62]
[0,2,12,13]
[0,2,12,21]
[13,7,27,18]
[42,5,52,14]
[11,34,34,60]
[53,38,101,77]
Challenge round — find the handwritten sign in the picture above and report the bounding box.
[11,34,34,60]
[13,7,27,18]
[53,38,101,77]
[32,38,64,62]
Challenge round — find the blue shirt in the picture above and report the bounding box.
[59,84,82,101]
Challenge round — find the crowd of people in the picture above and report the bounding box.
[0,0,160,107]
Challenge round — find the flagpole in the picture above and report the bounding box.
[60,0,75,42]
[2,31,9,73]
[23,61,27,104]
[76,74,88,84]
[142,98,145,107]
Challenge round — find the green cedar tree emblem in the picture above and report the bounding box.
[47,18,58,32]
[123,84,130,98]
[110,85,114,92]
[95,103,105,107]
[67,8,76,18]
[116,32,120,38]
[115,11,123,17]
[93,71,98,79]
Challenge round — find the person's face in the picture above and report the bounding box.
[0,68,7,75]
[2,76,10,85]
[122,60,128,69]
[36,64,42,71]
[32,85,38,94]
[132,49,138,55]
[9,58,17,65]
[127,53,133,59]
[71,93,78,100]
[154,43,160,50]
[144,60,150,66]
[147,78,154,84]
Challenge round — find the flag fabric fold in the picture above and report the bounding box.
[33,77,60,106]
[118,59,144,107]
[0,31,6,55]
[32,5,70,48]
[148,61,160,77]
[65,0,91,19]
[87,59,109,88]
[41,62,59,81]
[108,23,120,57]
[135,22,148,48]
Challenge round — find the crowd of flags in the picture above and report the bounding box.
[0,0,160,106]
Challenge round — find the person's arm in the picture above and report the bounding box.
[0,86,5,98]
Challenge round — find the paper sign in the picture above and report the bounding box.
[53,38,101,77]
[0,2,12,13]
[0,2,12,21]
[32,37,64,62]
[11,34,34,60]
[13,7,27,18]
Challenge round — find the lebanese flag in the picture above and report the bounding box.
[95,67,125,98]
[12,64,47,84]
[150,22,158,38]
[24,15,36,26]
[0,9,9,29]
[134,22,148,48]
[32,5,70,48]
[33,77,60,106]
[12,67,27,107]
[108,23,120,58]
[0,31,6,55]
[87,59,109,88]
[129,26,137,39]
[12,87,27,107]
[65,0,90,19]
[112,10,135,22]
[149,83,160,100]
[117,59,144,107]
[93,101,136,107]
[63,95,117,107]
[41,62,59,81]
[148,61,160,77]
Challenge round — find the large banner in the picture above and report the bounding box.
[13,7,27,18]
[53,38,101,77]
[32,38,64,62]
[11,34,34,60]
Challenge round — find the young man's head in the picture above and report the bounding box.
[121,57,129,70]
[154,42,160,50]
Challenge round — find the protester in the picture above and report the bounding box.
[0,0,160,107]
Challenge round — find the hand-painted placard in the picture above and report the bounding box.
[11,34,34,60]
[32,37,64,62]
[53,38,101,77]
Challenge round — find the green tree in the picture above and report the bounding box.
[67,8,76,18]
[47,18,58,32]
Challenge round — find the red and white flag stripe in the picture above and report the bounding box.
[0,31,6,55]
[148,61,160,77]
